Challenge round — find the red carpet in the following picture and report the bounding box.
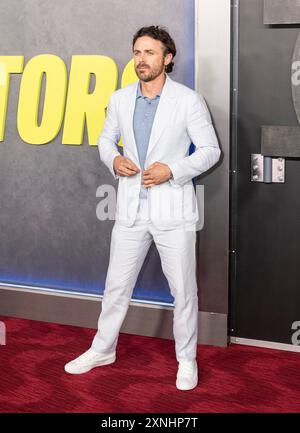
[0,316,299,413]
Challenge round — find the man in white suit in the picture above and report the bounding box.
[65,26,220,390]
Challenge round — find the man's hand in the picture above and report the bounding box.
[143,162,172,188]
[113,155,140,177]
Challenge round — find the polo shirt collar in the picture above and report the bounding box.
[136,81,161,99]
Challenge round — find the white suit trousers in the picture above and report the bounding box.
[91,197,199,362]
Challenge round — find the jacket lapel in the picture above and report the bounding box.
[145,74,177,164]
[125,74,177,167]
[125,81,140,164]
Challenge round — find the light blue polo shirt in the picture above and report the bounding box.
[133,81,161,199]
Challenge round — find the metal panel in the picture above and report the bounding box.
[264,0,300,25]
[251,154,285,183]
[262,125,300,156]
[231,0,300,345]
[230,336,300,352]
[195,0,230,314]
[229,0,239,337]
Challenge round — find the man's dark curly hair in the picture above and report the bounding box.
[132,25,176,73]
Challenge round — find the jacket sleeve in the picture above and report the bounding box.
[168,92,221,187]
[97,91,122,180]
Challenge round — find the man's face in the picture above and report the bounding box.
[133,36,171,82]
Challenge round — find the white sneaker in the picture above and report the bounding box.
[64,348,116,374]
[176,360,198,390]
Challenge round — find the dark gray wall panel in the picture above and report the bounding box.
[232,0,300,344]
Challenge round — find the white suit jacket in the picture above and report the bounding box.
[97,74,221,230]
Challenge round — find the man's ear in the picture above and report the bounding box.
[164,52,173,67]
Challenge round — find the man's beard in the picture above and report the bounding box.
[135,61,165,82]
